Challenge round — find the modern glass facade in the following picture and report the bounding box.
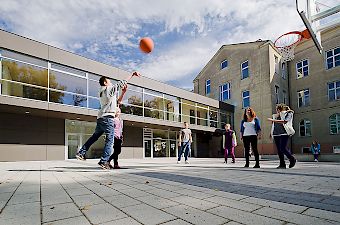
[0,48,233,129]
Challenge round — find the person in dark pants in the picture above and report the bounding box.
[177,122,192,164]
[223,124,237,164]
[76,72,140,169]
[310,140,321,162]
[240,107,261,168]
[269,104,296,169]
[108,108,124,169]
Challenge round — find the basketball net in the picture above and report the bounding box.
[274,31,303,62]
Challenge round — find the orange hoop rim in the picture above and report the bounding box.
[274,31,303,49]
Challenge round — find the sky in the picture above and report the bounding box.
[0,0,338,90]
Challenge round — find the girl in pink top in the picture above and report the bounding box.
[108,108,123,169]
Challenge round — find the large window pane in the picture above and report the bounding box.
[165,112,180,122]
[50,90,87,107]
[49,70,86,95]
[144,108,164,119]
[1,80,47,101]
[123,90,143,106]
[144,94,164,110]
[153,130,168,139]
[2,59,48,87]
[0,49,47,67]
[51,63,86,77]
[182,99,195,117]
[88,97,100,110]
[121,104,143,116]
[88,79,100,97]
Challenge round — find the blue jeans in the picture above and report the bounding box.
[274,135,294,165]
[178,142,191,161]
[78,116,114,162]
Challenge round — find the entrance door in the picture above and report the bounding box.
[67,134,81,159]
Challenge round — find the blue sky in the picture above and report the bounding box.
[0,0,337,90]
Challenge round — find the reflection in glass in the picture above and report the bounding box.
[49,70,86,95]
[50,90,87,107]
[122,90,143,106]
[182,100,196,117]
[2,59,48,87]
[88,79,100,97]
[144,108,164,119]
[121,104,143,116]
[51,63,86,77]
[1,50,47,67]
[1,80,47,101]
[170,140,177,157]
[153,130,168,139]
[88,97,100,110]
[144,139,152,157]
[153,139,169,157]
[144,94,164,110]
[165,112,180,122]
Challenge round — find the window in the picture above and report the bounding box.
[241,60,249,79]
[275,85,279,104]
[299,119,311,137]
[206,79,211,95]
[302,147,310,154]
[328,81,340,101]
[298,89,310,107]
[219,83,231,101]
[274,55,279,74]
[334,146,340,154]
[330,113,340,134]
[282,90,287,104]
[221,59,228,69]
[281,62,286,79]
[326,47,340,69]
[296,59,309,78]
[242,90,250,108]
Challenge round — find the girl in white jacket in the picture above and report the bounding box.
[268,104,297,169]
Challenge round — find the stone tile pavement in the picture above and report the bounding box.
[0,158,339,225]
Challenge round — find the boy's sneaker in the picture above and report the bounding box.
[108,163,114,169]
[76,153,86,161]
[185,160,189,164]
[98,161,110,170]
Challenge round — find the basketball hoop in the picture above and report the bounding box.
[274,31,303,62]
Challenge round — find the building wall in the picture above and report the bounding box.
[0,112,65,161]
[194,41,283,155]
[289,26,340,153]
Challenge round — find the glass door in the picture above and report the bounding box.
[67,134,81,159]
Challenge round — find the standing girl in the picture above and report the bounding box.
[223,124,237,164]
[268,104,296,168]
[108,108,124,169]
[240,107,261,168]
[310,140,321,162]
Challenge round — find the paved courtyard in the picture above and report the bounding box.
[0,158,339,225]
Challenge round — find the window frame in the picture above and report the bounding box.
[242,90,250,108]
[329,113,340,135]
[325,46,340,70]
[296,59,309,79]
[328,80,340,102]
[219,82,231,101]
[220,59,228,70]
[275,85,280,104]
[206,79,211,95]
[297,88,310,108]
[299,119,312,137]
[241,60,249,79]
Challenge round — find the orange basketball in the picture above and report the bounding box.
[139,37,154,53]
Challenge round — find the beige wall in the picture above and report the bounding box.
[289,26,340,153]
[193,41,284,155]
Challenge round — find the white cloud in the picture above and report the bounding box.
[1,0,337,88]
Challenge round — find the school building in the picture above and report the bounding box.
[193,26,340,156]
[0,29,234,161]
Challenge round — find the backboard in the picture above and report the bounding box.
[296,0,340,53]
